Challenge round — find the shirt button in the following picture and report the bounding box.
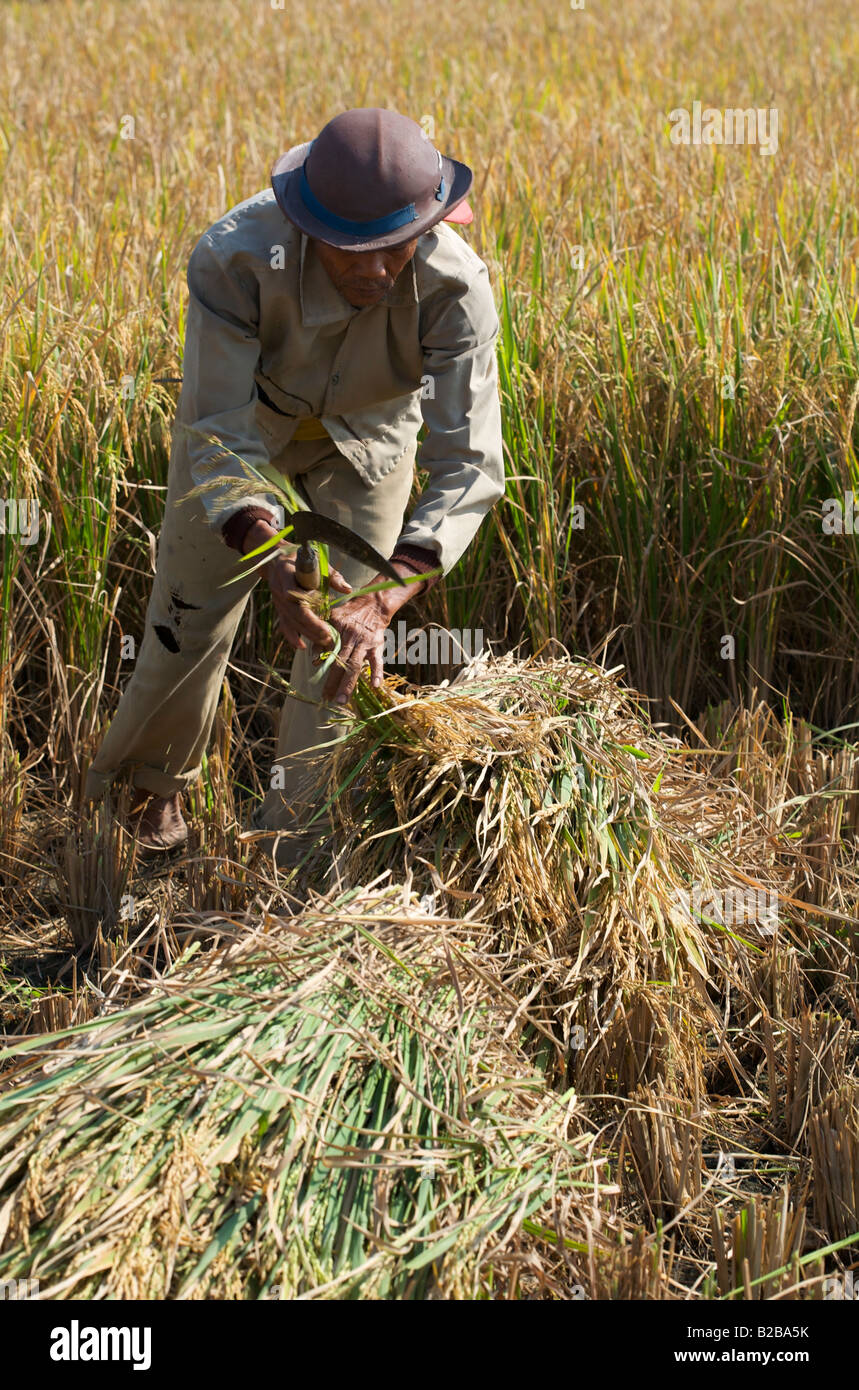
[331,372,340,384]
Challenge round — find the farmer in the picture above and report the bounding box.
[84,108,505,863]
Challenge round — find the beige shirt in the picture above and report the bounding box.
[176,176,505,575]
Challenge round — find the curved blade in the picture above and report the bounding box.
[289,510,402,583]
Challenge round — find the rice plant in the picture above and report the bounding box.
[0,885,598,1299]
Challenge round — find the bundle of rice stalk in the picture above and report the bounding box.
[63,790,136,950]
[623,1078,705,1220]
[328,655,790,1094]
[586,1224,676,1301]
[809,1084,859,1242]
[0,736,26,889]
[0,884,599,1300]
[765,1009,850,1145]
[710,1187,813,1300]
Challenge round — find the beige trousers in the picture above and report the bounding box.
[84,433,416,832]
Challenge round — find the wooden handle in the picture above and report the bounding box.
[294,540,320,591]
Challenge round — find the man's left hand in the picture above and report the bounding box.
[322,565,424,704]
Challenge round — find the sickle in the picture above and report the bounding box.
[289,510,402,588]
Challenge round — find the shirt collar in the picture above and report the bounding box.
[299,233,418,326]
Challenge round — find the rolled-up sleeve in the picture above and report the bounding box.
[179,236,279,531]
[396,261,505,574]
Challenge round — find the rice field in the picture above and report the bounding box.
[1,0,858,1301]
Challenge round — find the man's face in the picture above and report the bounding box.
[312,237,419,308]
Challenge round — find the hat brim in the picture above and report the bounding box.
[271,147,474,252]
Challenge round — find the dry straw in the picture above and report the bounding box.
[327,654,796,1096]
[0,883,602,1299]
[1,653,857,1298]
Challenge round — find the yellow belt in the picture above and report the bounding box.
[292,417,329,441]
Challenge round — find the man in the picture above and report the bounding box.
[84,108,505,862]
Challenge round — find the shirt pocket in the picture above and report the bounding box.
[340,391,422,447]
[255,374,314,419]
[254,379,315,454]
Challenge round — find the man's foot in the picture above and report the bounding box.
[130,791,188,852]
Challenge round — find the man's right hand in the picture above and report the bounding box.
[242,518,352,651]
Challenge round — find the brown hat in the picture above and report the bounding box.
[271,108,474,253]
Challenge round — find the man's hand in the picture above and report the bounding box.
[323,565,425,704]
[243,518,352,651]
[243,520,425,703]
